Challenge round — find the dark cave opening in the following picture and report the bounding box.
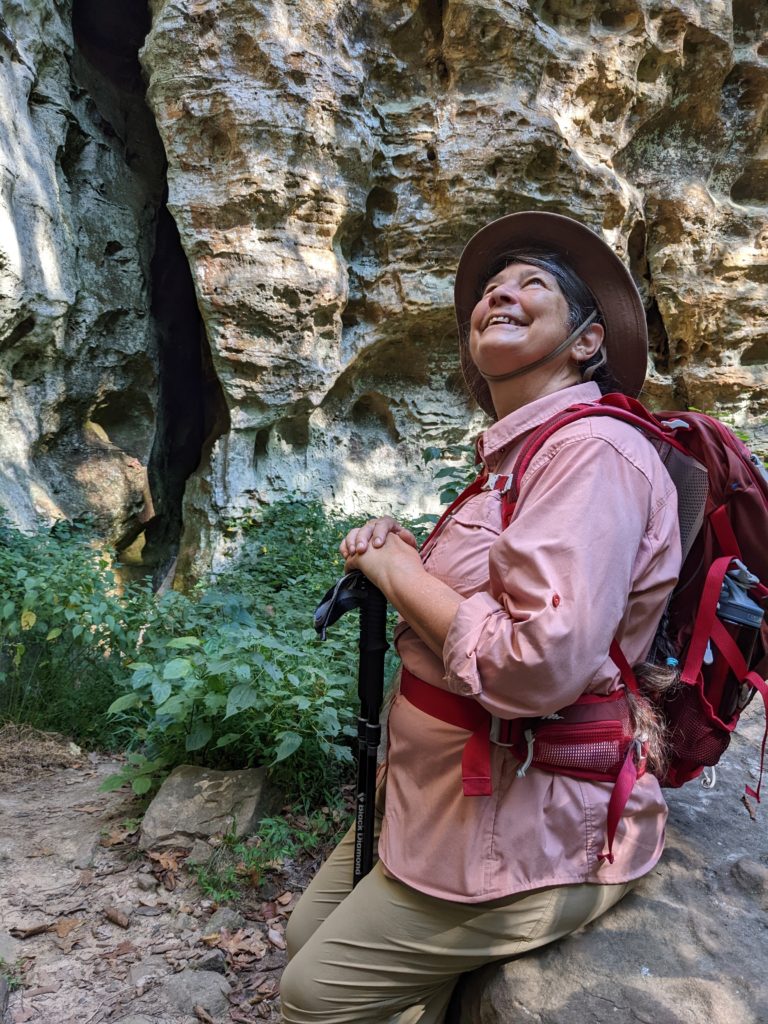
[71,0,230,581]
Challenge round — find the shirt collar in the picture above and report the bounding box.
[478,382,603,470]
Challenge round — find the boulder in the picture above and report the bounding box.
[155,968,231,1019]
[449,707,768,1023]
[139,764,277,851]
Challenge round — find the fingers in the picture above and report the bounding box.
[395,528,419,550]
[339,517,405,559]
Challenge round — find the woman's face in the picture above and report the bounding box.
[468,262,573,381]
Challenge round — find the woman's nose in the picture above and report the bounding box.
[488,281,518,306]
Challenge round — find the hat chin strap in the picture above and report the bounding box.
[479,310,599,383]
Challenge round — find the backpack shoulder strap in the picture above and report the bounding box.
[500,393,690,530]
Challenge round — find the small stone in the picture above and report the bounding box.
[170,912,197,934]
[0,975,8,1018]
[205,907,245,934]
[136,874,157,892]
[155,967,231,1017]
[128,956,168,989]
[731,857,768,895]
[186,839,214,866]
[71,836,99,870]
[193,949,228,975]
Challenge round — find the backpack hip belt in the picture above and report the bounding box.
[400,667,645,863]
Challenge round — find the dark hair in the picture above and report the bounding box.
[482,249,619,395]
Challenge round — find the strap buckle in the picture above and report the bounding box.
[482,474,513,494]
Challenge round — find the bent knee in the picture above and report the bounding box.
[284,902,317,961]
[279,952,324,1023]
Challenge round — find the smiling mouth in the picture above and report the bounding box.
[484,314,528,330]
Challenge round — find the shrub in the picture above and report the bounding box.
[0,517,151,746]
[103,501,402,803]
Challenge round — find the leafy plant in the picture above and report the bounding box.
[0,516,153,746]
[422,443,478,504]
[102,501,402,803]
[195,805,351,902]
[0,956,27,992]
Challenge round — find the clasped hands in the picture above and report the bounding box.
[339,517,424,599]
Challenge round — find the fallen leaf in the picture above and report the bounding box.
[99,939,136,959]
[79,869,95,886]
[203,927,267,960]
[53,917,84,939]
[75,804,101,814]
[741,794,757,821]
[9,922,49,939]
[193,1006,215,1024]
[276,891,294,906]
[25,987,57,997]
[104,906,130,929]
[266,927,286,951]
[134,906,163,917]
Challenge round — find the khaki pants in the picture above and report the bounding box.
[281,788,635,1024]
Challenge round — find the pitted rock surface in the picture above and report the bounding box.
[140,0,768,572]
[2,1,767,570]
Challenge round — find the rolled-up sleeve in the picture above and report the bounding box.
[442,430,653,718]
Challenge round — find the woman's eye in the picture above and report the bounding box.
[524,276,545,287]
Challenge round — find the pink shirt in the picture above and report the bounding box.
[379,382,682,902]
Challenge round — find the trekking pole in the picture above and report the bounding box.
[314,571,389,886]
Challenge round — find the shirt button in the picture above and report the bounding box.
[552,593,561,608]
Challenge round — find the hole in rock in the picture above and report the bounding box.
[2,315,36,351]
[742,336,768,366]
[275,414,310,448]
[254,427,270,465]
[351,392,401,442]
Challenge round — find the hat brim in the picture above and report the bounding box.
[455,212,648,417]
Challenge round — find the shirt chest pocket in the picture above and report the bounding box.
[423,492,503,593]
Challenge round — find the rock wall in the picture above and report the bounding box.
[140,0,768,573]
[1,0,766,571]
[0,0,163,544]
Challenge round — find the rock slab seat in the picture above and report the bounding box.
[449,719,768,1023]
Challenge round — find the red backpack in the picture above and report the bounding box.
[504,392,768,802]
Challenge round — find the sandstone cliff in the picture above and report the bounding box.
[1,0,766,572]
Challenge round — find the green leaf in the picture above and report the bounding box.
[166,636,202,649]
[422,446,443,463]
[185,721,213,751]
[151,679,172,705]
[272,731,303,763]
[225,684,259,718]
[20,610,37,631]
[99,773,129,792]
[107,692,141,715]
[215,732,241,748]
[155,694,188,719]
[132,776,153,795]
[163,657,193,680]
[46,627,62,641]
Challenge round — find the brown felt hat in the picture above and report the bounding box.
[455,211,648,417]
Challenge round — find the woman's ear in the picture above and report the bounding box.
[572,322,604,363]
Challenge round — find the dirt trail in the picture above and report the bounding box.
[0,741,290,1024]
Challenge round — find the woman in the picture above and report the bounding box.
[280,211,682,1023]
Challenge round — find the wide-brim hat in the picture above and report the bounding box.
[455,211,648,417]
